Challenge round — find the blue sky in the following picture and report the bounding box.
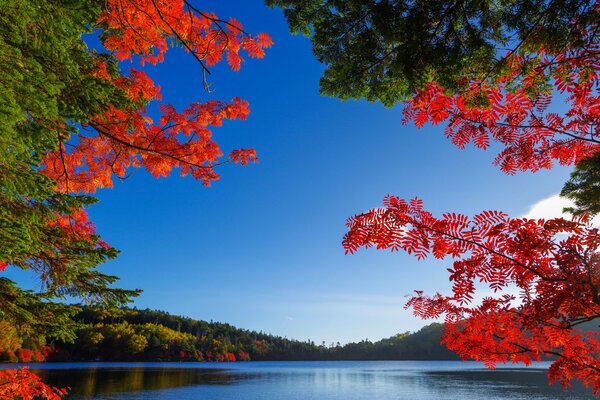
[8,0,573,344]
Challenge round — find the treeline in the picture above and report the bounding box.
[70,307,460,361]
[4,307,596,363]
[0,306,459,362]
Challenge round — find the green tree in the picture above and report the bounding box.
[266,0,597,106]
[0,320,21,354]
[561,152,600,215]
[0,278,78,343]
[0,0,139,310]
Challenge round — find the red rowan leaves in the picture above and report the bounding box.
[344,197,600,392]
[99,0,272,70]
[403,23,600,174]
[0,368,68,400]
[229,149,259,166]
[41,73,257,193]
[41,0,271,195]
[48,208,110,249]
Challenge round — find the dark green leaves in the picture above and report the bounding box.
[267,0,599,106]
[561,152,600,216]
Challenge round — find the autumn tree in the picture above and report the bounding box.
[269,0,600,393]
[1,0,270,397]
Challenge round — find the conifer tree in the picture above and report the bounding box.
[0,0,270,396]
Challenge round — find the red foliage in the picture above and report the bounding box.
[402,21,600,174]
[48,208,109,253]
[226,352,236,362]
[33,351,44,362]
[99,0,272,68]
[2,0,270,397]
[16,349,33,363]
[34,0,272,258]
[343,5,600,394]
[254,339,268,357]
[40,0,271,195]
[344,196,600,393]
[0,368,68,400]
[40,96,257,193]
[237,351,250,361]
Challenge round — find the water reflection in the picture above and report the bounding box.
[34,367,253,397]
[25,362,596,400]
[422,369,591,400]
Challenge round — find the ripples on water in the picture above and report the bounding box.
[20,361,596,400]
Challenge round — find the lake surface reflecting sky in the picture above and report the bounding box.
[16,361,596,400]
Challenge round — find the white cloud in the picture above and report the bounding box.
[522,194,600,226]
[522,194,572,220]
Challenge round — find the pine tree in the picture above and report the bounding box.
[0,0,270,396]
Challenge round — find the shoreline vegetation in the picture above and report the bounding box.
[1,307,460,363]
[3,306,594,365]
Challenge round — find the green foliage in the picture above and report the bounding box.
[0,0,130,284]
[0,0,140,348]
[0,162,138,305]
[0,0,128,133]
[0,320,22,353]
[334,323,458,360]
[0,279,78,343]
[266,0,598,106]
[561,152,600,216]
[42,307,458,362]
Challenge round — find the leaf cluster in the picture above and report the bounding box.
[0,278,78,343]
[562,151,600,216]
[267,0,598,106]
[344,196,600,392]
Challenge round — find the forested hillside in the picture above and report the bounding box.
[3,307,596,364]
[0,307,458,362]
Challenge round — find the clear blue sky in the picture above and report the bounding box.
[8,0,572,344]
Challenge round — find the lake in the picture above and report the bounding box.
[7,361,596,399]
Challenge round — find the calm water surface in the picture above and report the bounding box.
[9,361,596,399]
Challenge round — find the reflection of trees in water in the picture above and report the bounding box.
[31,366,597,399]
[424,369,595,398]
[34,368,257,396]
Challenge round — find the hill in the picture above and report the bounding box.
[58,307,459,361]
[0,306,458,362]
[5,307,596,363]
